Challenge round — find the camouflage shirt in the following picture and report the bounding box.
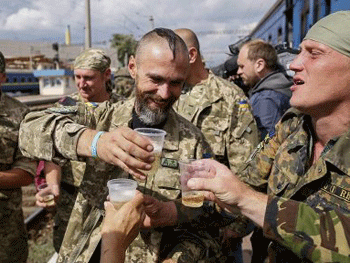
[19,98,234,263]
[0,91,36,263]
[51,91,120,252]
[173,71,259,173]
[240,108,350,262]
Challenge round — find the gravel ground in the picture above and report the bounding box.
[27,212,56,263]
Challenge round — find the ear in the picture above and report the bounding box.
[104,68,111,80]
[188,47,198,64]
[255,58,266,74]
[128,55,137,79]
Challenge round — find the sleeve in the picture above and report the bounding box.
[19,103,90,165]
[11,148,37,177]
[238,110,301,190]
[227,97,260,174]
[251,90,286,140]
[263,196,350,262]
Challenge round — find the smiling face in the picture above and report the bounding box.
[129,40,189,125]
[74,68,110,102]
[289,39,350,116]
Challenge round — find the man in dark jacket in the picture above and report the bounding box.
[237,39,292,140]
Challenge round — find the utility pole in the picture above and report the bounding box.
[85,0,91,49]
[149,16,154,29]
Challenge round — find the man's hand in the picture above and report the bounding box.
[101,191,145,263]
[35,183,60,208]
[187,159,267,227]
[142,196,178,228]
[77,127,155,180]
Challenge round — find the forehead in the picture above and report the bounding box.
[74,68,101,76]
[238,46,249,62]
[137,42,188,74]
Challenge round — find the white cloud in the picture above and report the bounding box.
[0,0,277,66]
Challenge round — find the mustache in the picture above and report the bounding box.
[143,93,176,105]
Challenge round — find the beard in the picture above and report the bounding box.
[134,85,177,126]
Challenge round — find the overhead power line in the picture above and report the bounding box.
[196,29,251,36]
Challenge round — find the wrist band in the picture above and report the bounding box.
[91,131,105,158]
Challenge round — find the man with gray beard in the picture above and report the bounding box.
[19,28,232,263]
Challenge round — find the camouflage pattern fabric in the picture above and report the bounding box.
[173,71,259,250]
[74,48,111,73]
[240,107,350,262]
[113,67,135,100]
[173,71,259,173]
[52,91,120,252]
[0,91,36,263]
[19,98,235,263]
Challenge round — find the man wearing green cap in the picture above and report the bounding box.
[0,51,36,262]
[184,11,350,262]
[35,48,120,253]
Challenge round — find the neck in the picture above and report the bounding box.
[186,60,209,86]
[312,111,350,147]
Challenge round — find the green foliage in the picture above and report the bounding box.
[111,34,138,67]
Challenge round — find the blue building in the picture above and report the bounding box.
[2,70,39,95]
[249,0,350,49]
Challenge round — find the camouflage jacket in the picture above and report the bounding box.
[0,91,36,262]
[20,98,235,263]
[173,71,259,173]
[240,108,350,262]
[57,91,120,187]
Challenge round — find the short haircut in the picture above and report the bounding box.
[244,39,278,70]
[136,28,188,60]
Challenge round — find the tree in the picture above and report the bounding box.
[111,34,138,67]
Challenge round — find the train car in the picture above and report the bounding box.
[2,70,39,95]
[249,0,350,49]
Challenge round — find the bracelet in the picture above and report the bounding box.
[91,131,105,159]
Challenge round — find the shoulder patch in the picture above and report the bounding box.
[238,100,250,109]
[161,157,178,169]
[46,106,78,114]
[85,102,99,108]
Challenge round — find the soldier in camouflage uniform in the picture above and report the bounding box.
[174,28,259,262]
[0,51,36,262]
[36,48,120,252]
[187,11,350,262]
[20,28,236,263]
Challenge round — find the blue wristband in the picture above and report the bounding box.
[91,131,105,158]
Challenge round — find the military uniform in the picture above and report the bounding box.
[0,91,36,262]
[173,71,259,260]
[240,108,350,262]
[19,98,234,263]
[52,91,120,252]
[173,71,259,173]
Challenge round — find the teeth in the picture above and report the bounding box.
[296,80,304,85]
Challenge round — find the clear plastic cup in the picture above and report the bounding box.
[134,128,166,190]
[107,179,138,209]
[179,160,207,208]
[37,183,56,206]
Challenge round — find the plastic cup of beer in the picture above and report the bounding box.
[134,128,166,186]
[37,183,56,206]
[107,179,138,209]
[179,159,208,208]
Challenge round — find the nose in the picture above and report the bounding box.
[289,53,303,73]
[237,67,243,76]
[157,83,172,100]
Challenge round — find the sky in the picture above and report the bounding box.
[0,0,277,67]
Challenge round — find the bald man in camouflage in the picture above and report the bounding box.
[36,48,120,253]
[174,28,259,262]
[0,51,36,262]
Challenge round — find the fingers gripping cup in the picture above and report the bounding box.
[134,128,166,191]
[179,160,207,208]
[107,179,138,209]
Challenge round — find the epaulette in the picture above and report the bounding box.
[46,106,78,114]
